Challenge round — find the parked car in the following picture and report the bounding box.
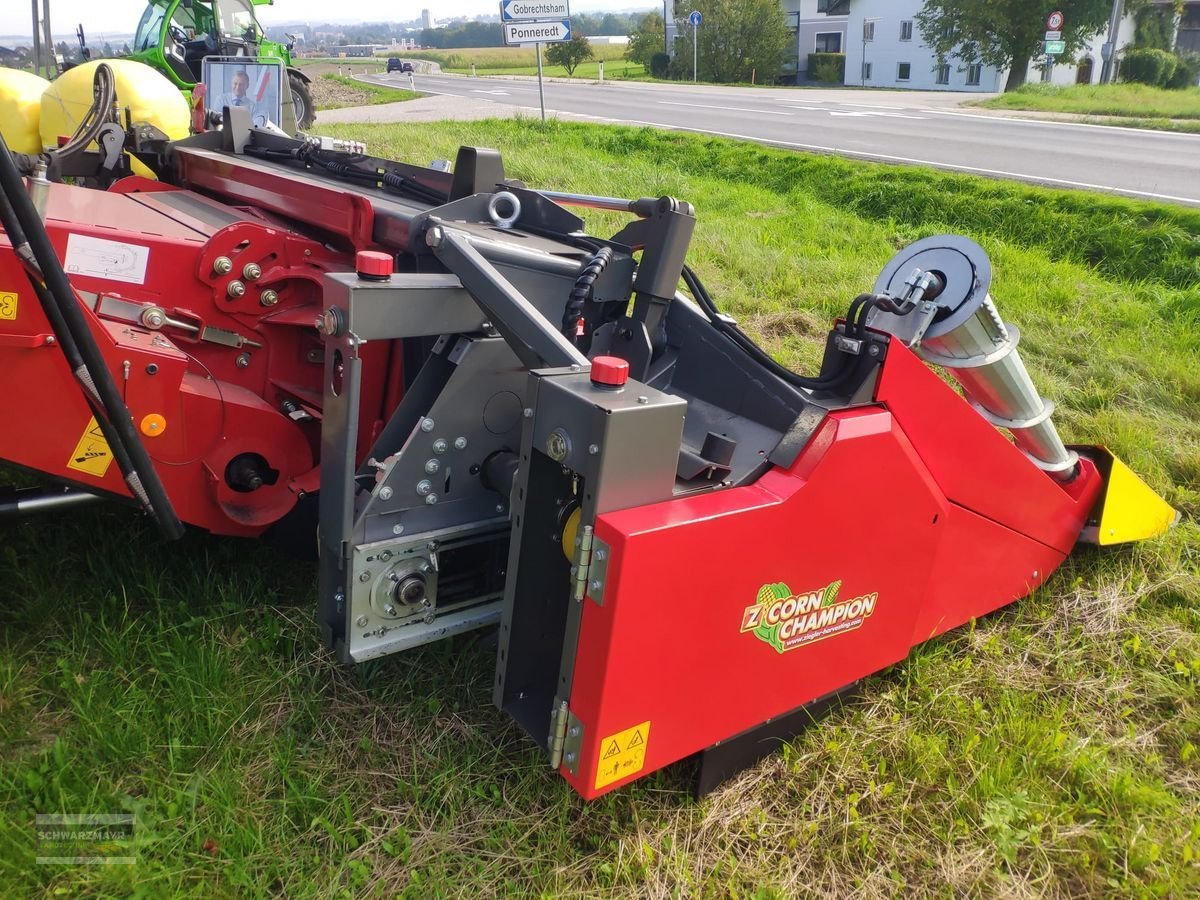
[387,57,413,74]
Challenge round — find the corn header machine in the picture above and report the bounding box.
[0,104,1176,798]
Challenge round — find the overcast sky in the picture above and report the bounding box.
[2,1,642,38]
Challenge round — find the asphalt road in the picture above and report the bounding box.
[355,71,1200,206]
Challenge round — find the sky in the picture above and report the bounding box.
[1,1,644,39]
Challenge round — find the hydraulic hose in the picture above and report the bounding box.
[0,132,184,540]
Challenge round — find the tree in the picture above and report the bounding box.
[673,0,792,84]
[915,0,1134,92]
[545,32,594,77]
[626,12,666,69]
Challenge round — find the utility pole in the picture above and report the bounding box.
[42,0,57,77]
[31,0,42,76]
[1100,0,1124,84]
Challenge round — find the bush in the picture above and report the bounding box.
[650,52,670,78]
[807,52,845,83]
[1120,47,1178,87]
[1167,52,1200,89]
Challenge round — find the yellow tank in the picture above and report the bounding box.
[0,68,51,154]
[40,59,190,163]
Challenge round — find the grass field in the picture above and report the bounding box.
[315,74,420,111]
[1,120,1198,896]
[404,45,646,80]
[977,83,1200,132]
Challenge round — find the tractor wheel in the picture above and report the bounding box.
[289,72,315,130]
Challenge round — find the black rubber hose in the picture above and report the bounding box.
[0,132,184,540]
[563,245,612,339]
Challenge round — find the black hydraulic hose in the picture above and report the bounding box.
[563,246,612,339]
[0,132,185,539]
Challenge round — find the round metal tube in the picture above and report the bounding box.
[0,489,102,516]
[537,189,638,213]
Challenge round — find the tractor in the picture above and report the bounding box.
[125,0,315,129]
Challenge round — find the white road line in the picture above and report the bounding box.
[658,101,793,116]
[924,107,1200,139]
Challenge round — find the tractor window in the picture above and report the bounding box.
[171,4,199,38]
[215,0,257,41]
[134,4,167,51]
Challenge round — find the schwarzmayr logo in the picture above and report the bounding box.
[740,580,878,653]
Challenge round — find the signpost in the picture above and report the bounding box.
[1046,10,1064,30]
[688,10,702,83]
[500,0,572,122]
[1044,9,1065,70]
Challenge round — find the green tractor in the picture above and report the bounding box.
[127,0,315,129]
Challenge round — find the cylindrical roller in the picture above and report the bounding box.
[871,236,1078,480]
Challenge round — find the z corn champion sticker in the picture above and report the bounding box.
[741,580,878,654]
[66,417,115,478]
[594,721,650,790]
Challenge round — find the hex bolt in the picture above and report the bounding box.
[226,280,246,299]
[590,580,602,592]
[569,725,581,738]
[379,486,394,500]
[588,444,600,455]
[379,550,393,562]
[426,226,445,248]
[424,459,440,474]
[453,436,468,450]
[594,550,606,561]
[140,307,166,329]
[419,562,434,575]
[212,256,233,275]
[416,480,432,496]
[423,612,436,625]
[433,438,448,453]
[358,572,371,583]
[637,396,649,405]
[235,352,251,368]
[565,752,576,764]
[425,493,439,505]
[420,417,435,432]
[242,262,262,281]
[392,524,405,535]
[260,289,280,307]
[355,615,369,627]
[523,408,533,418]
[384,603,397,616]
[495,503,505,513]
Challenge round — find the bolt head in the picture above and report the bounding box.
[426,226,445,248]
[432,439,448,453]
[589,579,602,592]
[416,480,432,496]
[355,615,369,627]
[379,550,393,562]
[260,289,280,307]
[565,752,576,763]
[424,459,440,474]
[392,524,405,535]
[425,493,439,505]
[419,562,434,575]
[212,256,233,275]
[379,486,394,501]
[384,603,397,616]
[420,417,435,432]
[242,262,262,280]
[588,444,600,455]
[453,436,468,450]
[358,572,371,583]
[423,612,436,625]
[637,395,649,405]
[523,407,533,418]
[495,503,505,513]
[235,352,251,368]
[226,280,246,298]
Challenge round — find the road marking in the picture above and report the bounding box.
[658,100,793,116]
[924,107,1200,139]
[471,89,511,95]
[829,110,928,119]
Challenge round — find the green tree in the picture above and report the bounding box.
[915,0,1136,92]
[626,12,666,69]
[545,32,594,77]
[673,0,792,83]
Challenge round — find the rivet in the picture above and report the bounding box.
[420,417,435,432]
[454,436,468,450]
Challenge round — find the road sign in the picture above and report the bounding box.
[500,0,569,22]
[688,10,702,26]
[1044,40,1066,55]
[1044,30,1061,41]
[1047,10,1064,30]
[503,20,571,44]
[1101,41,1113,61]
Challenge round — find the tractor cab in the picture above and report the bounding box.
[128,0,314,128]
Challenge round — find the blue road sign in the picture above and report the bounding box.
[688,10,702,26]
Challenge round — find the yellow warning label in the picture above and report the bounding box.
[594,720,651,790]
[0,290,16,320]
[66,417,115,479]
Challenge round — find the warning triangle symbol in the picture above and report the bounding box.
[602,740,621,759]
[628,730,644,748]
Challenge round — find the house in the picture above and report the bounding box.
[782,0,849,82]
[842,0,1136,92]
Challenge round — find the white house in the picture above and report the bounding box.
[843,0,1136,92]
[780,0,849,81]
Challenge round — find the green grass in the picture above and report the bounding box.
[1,120,1198,895]
[402,45,647,80]
[316,74,420,111]
[978,82,1200,122]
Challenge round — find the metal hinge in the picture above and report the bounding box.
[570,525,609,606]
[548,700,570,769]
[570,524,594,602]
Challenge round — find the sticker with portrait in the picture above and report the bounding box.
[202,57,284,128]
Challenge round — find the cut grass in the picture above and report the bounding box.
[0,120,1197,896]
[977,82,1200,123]
[316,74,420,111]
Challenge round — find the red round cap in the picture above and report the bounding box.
[590,356,630,387]
[356,250,393,278]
